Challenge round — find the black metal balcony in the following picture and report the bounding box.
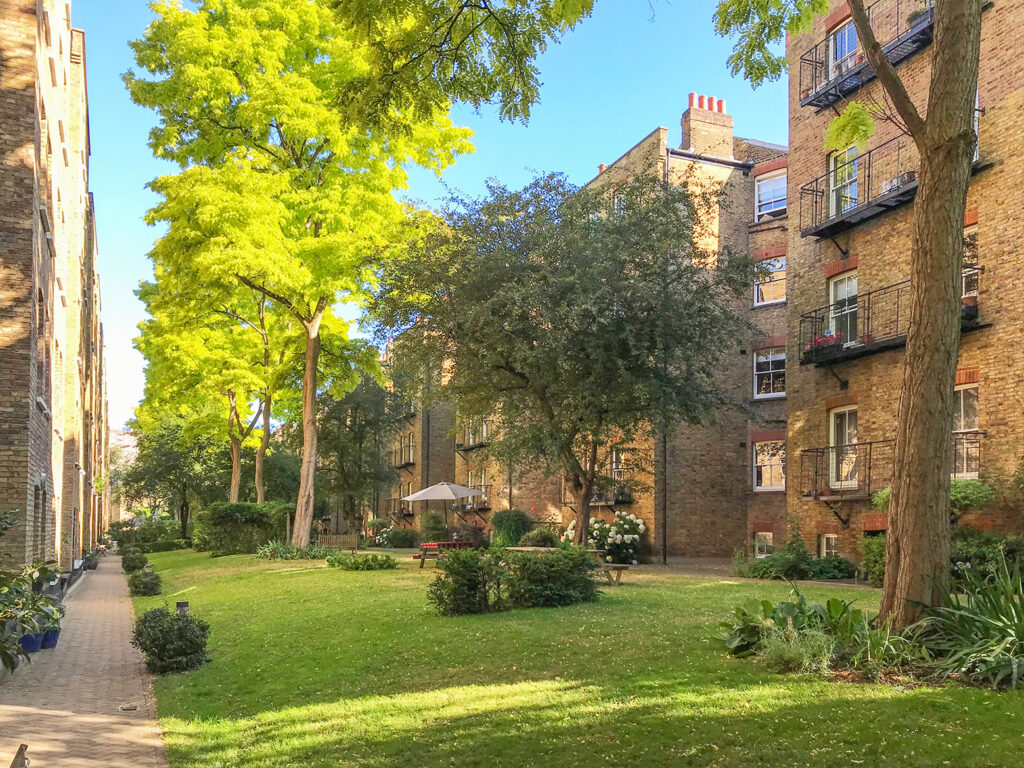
[456,419,492,451]
[800,135,921,238]
[799,269,983,366]
[457,485,492,512]
[801,433,982,500]
[385,497,413,517]
[801,440,894,500]
[799,0,934,110]
[562,482,634,507]
[388,446,415,468]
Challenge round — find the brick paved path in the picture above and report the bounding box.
[0,556,169,767]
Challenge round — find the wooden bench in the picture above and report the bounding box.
[413,541,474,568]
[600,563,630,586]
[317,534,358,553]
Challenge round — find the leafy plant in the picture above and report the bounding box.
[0,560,61,672]
[873,478,995,521]
[581,511,646,564]
[759,624,834,674]
[132,608,210,675]
[193,502,275,556]
[859,535,886,587]
[0,508,18,539]
[420,512,449,543]
[951,526,1024,580]
[518,526,561,548]
[121,551,148,573]
[427,549,508,616]
[128,571,163,596]
[915,552,1024,688]
[326,553,398,571]
[450,523,488,548]
[503,547,598,608]
[490,509,533,547]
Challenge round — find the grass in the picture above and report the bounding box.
[135,550,1024,767]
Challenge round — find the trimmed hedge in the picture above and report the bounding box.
[121,550,148,573]
[426,547,599,616]
[128,570,162,596]
[326,553,398,571]
[132,608,210,674]
[192,502,274,556]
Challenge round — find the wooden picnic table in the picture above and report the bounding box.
[413,540,474,568]
[504,546,630,585]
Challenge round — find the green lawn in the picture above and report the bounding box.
[135,551,1024,768]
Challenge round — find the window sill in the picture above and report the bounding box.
[753,299,786,309]
[753,487,786,494]
[752,394,786,402]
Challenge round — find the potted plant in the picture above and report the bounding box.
[908,7,930,27]
[39,604,65,649]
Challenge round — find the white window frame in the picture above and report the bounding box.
[829,21,859,80]
[819,533,838,558]
[828,271,858,346]
[752,440,786,492]
[755,172,787,218]
[953,384,979,479]
[829,146,859,217]
[754,531,774,558]
[829,405,859,490]
[754,257,787,306]
[962,225,979,298]
[753,347,786,399]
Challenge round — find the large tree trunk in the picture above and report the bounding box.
[228,436,242,503]
[572,485,593,546]
[255,393,272,504]
[292,314,323,547]
[873,0,982,626]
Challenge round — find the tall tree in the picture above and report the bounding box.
[123,412,225,539]
[371,173,752,543]
[716,0,983,624]
[127,0,592,546]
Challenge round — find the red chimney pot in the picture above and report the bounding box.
[698,95,707,109]
[688,92,697,108]
[598,163,607,174]
[718,99,727,113]
[707,97,717,112]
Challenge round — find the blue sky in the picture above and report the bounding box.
[76,0,788,428]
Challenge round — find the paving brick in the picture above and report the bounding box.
[0,556,169,767]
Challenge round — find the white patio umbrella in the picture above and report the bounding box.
[402,482,481,529]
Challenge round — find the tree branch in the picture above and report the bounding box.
[848,0,926,143]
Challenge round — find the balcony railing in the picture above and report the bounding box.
[388,445,415,468]
[801,434,982,499]
[799,0,934,109]
[800,135,920,237]
[801,440,894,500]
[457,485,492,512]
[799,269,983,366]
[562,481,634,507]
[385,498,413,516]
[457,419,492,450]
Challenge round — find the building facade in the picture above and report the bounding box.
[0,0,109,568]
[585,95,790,558]
[785,0,1023,560]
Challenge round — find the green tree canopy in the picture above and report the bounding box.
[370,172,754,541]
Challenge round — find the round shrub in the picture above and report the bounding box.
[490,509,532,547]
[128,571,162,596]
[121,550,148,573]
[427,549,507,616]
[326,553,398,570]
[518,526,560,548]
[420,512,449,543]
[132,608,210,674]
[858,535,886,587]
[376,526,418,548]
[450,523,488,548]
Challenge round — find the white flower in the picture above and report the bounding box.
[605,556,612,562]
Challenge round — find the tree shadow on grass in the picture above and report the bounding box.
[161,674,1024,768]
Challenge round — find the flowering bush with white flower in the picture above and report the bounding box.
[587,511,646,564]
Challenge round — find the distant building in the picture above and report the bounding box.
[0,0,109,567]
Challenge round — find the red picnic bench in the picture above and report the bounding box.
[413,541,475,568]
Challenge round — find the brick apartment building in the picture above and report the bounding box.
[379,98,790,558]
[584,96,789,558]
[785,0,1024,560]
[0,0,110,568]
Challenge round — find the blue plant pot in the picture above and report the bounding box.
[40,629,61,649]
[19,632,44,654]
